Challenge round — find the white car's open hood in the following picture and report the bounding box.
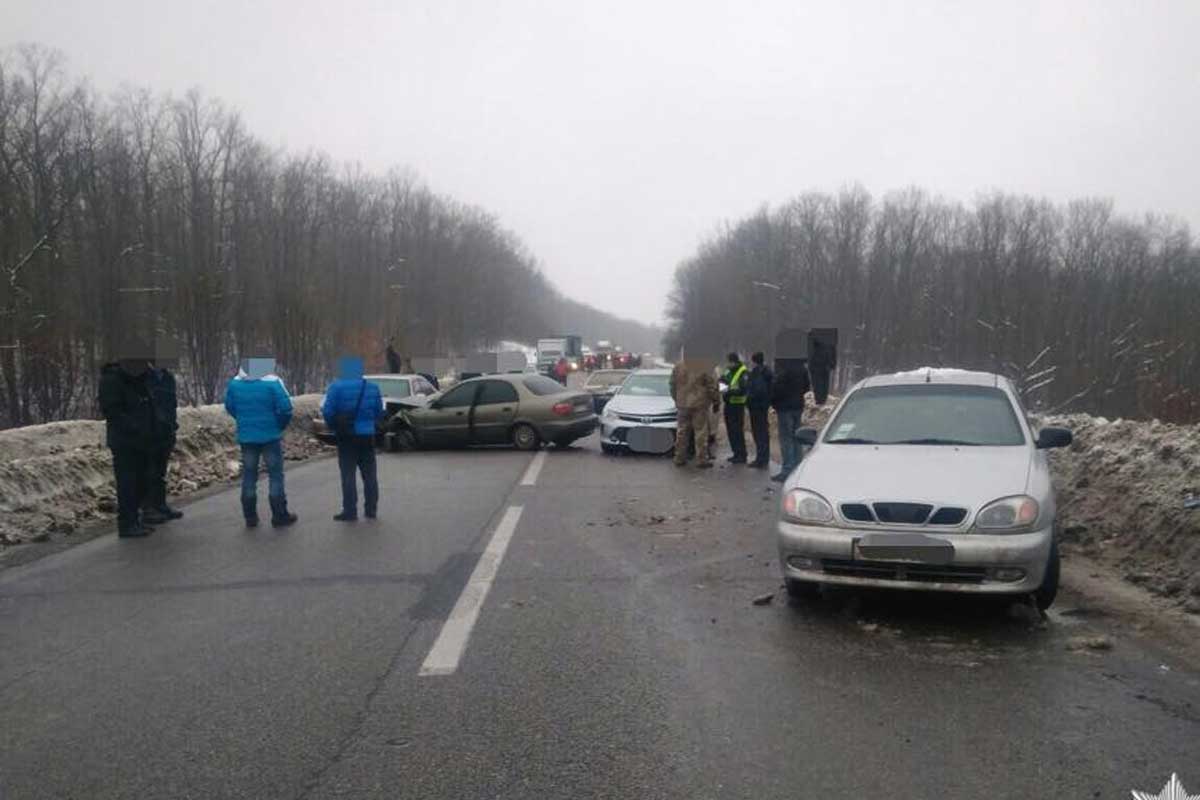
[793,444,1032,509]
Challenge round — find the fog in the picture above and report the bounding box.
[7,0,1199,324]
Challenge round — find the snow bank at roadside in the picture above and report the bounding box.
[1042,414,1200,610]
[0,396,331,546]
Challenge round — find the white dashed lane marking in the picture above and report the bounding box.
[418,505,525,676]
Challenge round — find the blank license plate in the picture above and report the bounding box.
[854,534,954,565]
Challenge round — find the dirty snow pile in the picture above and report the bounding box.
[1041,413,1200,610]
[0,396,330,546]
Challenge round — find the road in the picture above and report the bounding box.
[2,435,1199,799]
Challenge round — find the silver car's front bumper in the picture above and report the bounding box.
[777,520,1053,594]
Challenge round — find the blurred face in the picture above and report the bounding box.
[119,359,149,377]
[337,356,365,380]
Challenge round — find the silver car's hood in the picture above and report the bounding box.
[792,444,1032,508]
[605,394,676,415]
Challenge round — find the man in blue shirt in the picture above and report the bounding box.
[224,357,297,528]
[322,357,384,521]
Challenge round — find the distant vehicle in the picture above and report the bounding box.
[312,374,439,444]
[391,373,597,451]
[611,352,641,369]
[581,369,631,413]
[776,368,1072,609]
[537,335,583,373]
[598,368,677,455]
[463,350,527,375]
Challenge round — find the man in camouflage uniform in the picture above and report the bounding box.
[670,358,720,469]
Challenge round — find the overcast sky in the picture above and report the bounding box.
[7,0,1200,324]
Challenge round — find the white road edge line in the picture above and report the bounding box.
[520,450,547,486]
[419,505,525,677]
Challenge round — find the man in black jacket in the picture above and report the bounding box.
[142,352,183,525]
[746,352,774,468]
[770,357,812,482]
[98,352,158,537]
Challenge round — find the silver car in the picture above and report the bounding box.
[776,369,1072,609]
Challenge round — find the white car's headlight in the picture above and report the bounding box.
[602,405,618,420]
[975,495,1040,531]
[782,489,834,524]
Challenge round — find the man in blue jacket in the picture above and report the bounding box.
[322,357,384,521]
[224,357,297,528]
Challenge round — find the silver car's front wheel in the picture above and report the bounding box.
[1034,540,1060,610]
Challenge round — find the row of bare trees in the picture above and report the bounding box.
[665,186,1200,422]
[0,45,656,428]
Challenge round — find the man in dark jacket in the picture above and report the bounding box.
[142,345,183,524]
[770,357,812,482]
[721,352,749,464]
[98,354,158,537]
[385,340,402,374]
[746,352,774,469]
[322,358,385,521]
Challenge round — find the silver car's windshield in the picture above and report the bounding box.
[620,374,670,397]
[825,385,1025,446]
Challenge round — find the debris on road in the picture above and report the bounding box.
[1067,635,1114,652]
[751,592,775,606]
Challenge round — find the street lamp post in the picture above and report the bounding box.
[751,280,784,358]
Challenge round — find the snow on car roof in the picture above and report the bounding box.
[862,368,1001,388]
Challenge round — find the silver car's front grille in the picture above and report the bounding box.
[838,503,969,527]
[872,502,933,524]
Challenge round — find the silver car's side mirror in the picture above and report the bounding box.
[1036,427,1072,449]
[794,428,818,446]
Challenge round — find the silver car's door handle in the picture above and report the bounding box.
[502,407,512,412]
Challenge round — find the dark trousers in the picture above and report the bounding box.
[111,448,151,530]
[749,406,770,465]
[337,437,379,516]
[143,445,173,510]
[724,404,747,460]
[811,365,831,405]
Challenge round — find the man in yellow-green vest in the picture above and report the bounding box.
[721,351,749,464]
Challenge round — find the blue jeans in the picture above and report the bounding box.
[241,440,285,517]
[776,408,803,471]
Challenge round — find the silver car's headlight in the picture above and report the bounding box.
[601,404,618,420]
[782,489,834,525]
[975,495,1040,531]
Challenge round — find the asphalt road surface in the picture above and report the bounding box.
[2,435,1199,799]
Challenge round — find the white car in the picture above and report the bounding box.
[599,368,677,455]
[776,369,1072,609]
[312,374,438,442]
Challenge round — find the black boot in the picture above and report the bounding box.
[158,504,184,520]
[118,522,151,538]
[142,507,170,525]
[242,496,260,528]
[270,496,298,528]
